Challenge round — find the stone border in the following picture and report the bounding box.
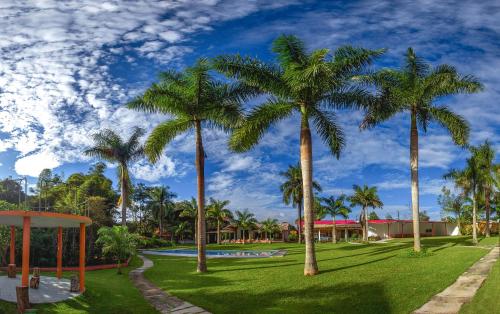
[129,255,211,314]
[414,246,499,314]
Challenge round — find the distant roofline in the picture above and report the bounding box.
[302,219,452,226]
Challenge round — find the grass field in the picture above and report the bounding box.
[0,256,156,314]
[144,236,498,314]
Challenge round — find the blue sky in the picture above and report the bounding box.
[0,0,499,222]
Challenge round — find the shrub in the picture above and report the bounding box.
[137,236,174,249]
[288,233,298,242]
[401,247,433,258]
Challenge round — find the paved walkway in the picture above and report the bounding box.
[0,276,80,303]
[414,246,499,314]
[130,255,211,314]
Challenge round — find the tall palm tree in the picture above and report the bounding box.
[148,186,176,238]
[445,155,481,244]
[359,48,482,251]
[321,195,351,243]
[260,218,280,243]
[177,198,198,243]
[85,128,144,226]
[214,35,383,275]
[473,141,497,237]
[349,185,383,241]
[175,221,192,242]
[128,59,252,273]
[234,209,258,244]
[280,163,321,244]
[207,198,233,244]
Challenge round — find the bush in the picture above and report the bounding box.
[401,247,433,258]
[287,233,298,242]
[137,236,174,249]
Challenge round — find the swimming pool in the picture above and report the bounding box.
[141,249,286,258]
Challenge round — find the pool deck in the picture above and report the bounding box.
[0,276,80,303]
[141,249,287,258]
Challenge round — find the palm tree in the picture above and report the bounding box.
[445,148,484,245]
[214,35,383,275]
[280,163,321,244]
[128,59,252,273]
[321,195,351,243]
[96,226,138,274]
[349,185,383,242]
[177,198,198,242]
[438,186,465,234]
[234,209,257,243]
[148,186,176,239]
[85,128,144,226]
[175,221,192,242]
[359,48,482,251]
[207,198,233,244]
[260,218,280,243]
[473,141,497,237]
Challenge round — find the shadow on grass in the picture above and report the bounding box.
[199,282,391,314]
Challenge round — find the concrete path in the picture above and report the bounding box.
[0,276,80,303]
[129,255,211,314]
[414,246,499,314]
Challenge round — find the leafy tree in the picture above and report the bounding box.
[359,48,482,251]
[321,195,351,243]
[419,211,430,221]
[280,163,321,244]
[85,128,145,226]
[438,186,465,234]
[234,209,258,243]
[349,185,383,241]
[368,211,380,220]
[175,221,192,241]
[128,59,251,273]
[260,218,280,243]
[207,198,233,244]
[214,34,383,275]
[385,213,393,220]
[96,226,138,274]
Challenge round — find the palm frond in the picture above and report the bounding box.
[145,118,193,163]
[272,34,307,66]
[310,108,345,159]
[428,106,470,146]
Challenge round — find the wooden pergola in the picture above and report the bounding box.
[0,210,92,307]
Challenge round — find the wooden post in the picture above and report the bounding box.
[21,216,31,287]
[10,225,15,265]
[57,226,63,279]
[387,223,390,239]
[79,223,86,292]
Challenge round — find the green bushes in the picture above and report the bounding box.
[137,235,174,249]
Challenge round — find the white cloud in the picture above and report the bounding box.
[131,155,182,182]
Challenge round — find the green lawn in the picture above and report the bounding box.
[0,256,157,314]
[144,236,497,314]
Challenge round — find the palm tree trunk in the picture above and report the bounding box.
[297,201,302,244]
[410,110,421,252]
[195,121,207,273]
[472,192,478,245]
[217,220,220,245]
[300,113,318,276]
[332,216,337,244]
[485,188,491,237]
[120,167,127,227]
[158,204,163,238]
[363,206,368,242]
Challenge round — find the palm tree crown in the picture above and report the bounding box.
[234,209,258,242]
[260,218,280,241]
[85,127,145,226]
[349,184,383,241]
[128,58,254,273]
[148,186,176,238]
[320,194,351,243]
[214,34,384,275]
[207,198,233,244]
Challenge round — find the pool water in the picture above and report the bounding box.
[142,249,285,258]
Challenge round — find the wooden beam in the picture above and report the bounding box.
[10,225,15,265]
[21,216,31,287]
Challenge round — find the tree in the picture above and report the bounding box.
[280,163,321,244]
[148,186,176,238]
[359,48,482,251]
[438,186,465,234]
[207,198,233,244]
[321,195,351,243]
[234,209,257,243]
[445,152,482,244]
[260,218,280,243]
[214,35,383,275]
[128,59,251,273]
[175,221,192,241]
[349,185,383,241]
[368,211,380,220]
[385,213,393,220]
[96,226,138,274]
[177,198,198,242]
[85,128,145,226]
[419,211,430,221]
[473,141,497,237]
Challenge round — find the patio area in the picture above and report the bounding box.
[0,276,80,303]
